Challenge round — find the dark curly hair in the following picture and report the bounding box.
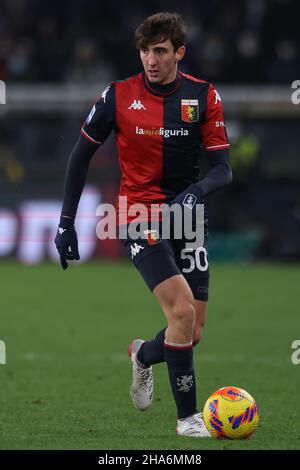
[135,12,187,52]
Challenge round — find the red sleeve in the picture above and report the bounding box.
[201,84,230,151]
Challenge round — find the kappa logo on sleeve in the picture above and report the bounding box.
[214,90,222,104]
[101,85,110,103]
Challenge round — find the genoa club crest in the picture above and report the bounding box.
[143,230,160,245]
[181,99,199,123]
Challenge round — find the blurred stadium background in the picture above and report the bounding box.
[0,0,300,450]
[1,0,300,263]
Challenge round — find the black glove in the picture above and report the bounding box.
[55,216,80,270]
[171,183,204,210]
[167,183,204,235]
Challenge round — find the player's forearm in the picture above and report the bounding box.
[196,149,232,197]
[60,134,98,220]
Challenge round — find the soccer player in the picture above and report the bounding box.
[55,12,232,437]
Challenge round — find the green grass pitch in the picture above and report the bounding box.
[0,261,299,450]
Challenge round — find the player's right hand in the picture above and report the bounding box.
[55,218,80,270]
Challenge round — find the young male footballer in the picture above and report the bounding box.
[55,12,232,437]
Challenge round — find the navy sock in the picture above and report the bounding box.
[137,328,167,367]
[164,343,197,419]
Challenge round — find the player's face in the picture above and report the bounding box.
[140,39,185,85]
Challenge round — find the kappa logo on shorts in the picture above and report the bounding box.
[182,193,197,209]
[130,243,145,259]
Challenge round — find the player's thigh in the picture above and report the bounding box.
[173,236,210,302]
[123,234,196,326]
[123,234,182,297]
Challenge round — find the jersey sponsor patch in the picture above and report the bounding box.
[181,99,199,123]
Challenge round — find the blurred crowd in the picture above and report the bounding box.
[0,0,299,84]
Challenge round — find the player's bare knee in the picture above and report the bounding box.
[172,301,196,329]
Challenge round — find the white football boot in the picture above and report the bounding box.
[127,339,154,411]
[177,412,211,437]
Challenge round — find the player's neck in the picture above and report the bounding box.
[144,71,181,95]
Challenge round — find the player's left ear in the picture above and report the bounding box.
[175,45,186,63]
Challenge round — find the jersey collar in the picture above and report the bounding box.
[142,72,181,96]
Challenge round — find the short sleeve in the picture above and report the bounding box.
[81,83,116,145]
[201,84,230,151]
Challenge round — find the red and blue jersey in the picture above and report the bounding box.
[81,71,229,221]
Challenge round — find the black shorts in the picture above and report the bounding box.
[122,224,209,301]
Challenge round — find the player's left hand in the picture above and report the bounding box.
[170,183,204,210]
[54,217,80,270]
[167,183,204,235]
